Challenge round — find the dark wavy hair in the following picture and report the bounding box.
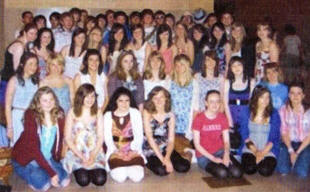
[16,52,39,86]
[249,86,273,121]
[190,24,208,53]
[144,86,171,114]
[226,56,248,82]
[108,23,128,55]
[29,86,63,125]
[201,50,219,78]
[209,22,227,49]
[73,83,98,117]
[69,27,87,57]
[104,87,137,113]
[81,49,103,75]
[33,27,55,52]
[156,24,173,50]
[131,24,145,45]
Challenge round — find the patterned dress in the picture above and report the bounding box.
[170,81,193,135]
[63,119,105,173]
[197,74,222,111]
[256,51,270,82]
[143,114,171,157]
[108,113,144,169]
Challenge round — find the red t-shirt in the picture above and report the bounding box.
[192,112,229,157]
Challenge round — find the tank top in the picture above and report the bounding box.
[80,72,107,108]
[64,55,84,79]
[133,42,147,73]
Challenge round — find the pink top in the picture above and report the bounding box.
[160,47,173,74]
[279,105,310,142]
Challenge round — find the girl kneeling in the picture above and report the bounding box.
[143,86,190,176]
[104,87,145,183]
[193,90,242,179]
[12,87,70,191]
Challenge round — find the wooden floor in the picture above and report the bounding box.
[10,164,310,192]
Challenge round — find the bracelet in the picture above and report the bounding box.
[288,147,294,154]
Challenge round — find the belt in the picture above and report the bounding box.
[229,99,249,105]
[113,136,134,142]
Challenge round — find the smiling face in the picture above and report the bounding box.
[289,86,305,106]
[48,60,63,75]
[114,28,124,42]
[40,31,52,47]
[232,26,244,40]
[83,91,96,108]
[257,24,271,40]
[121,54,134,73]
[258,92,270,109]
[133,27,143,41]
[205,56,216,71]
[175,60,188,74]
[152,90,166,109]
[205,92,221,114]
[40,93,56,113]
[159,30,169,42]
[221,13,233,27]
[116,94,130,112]
[150,56,162,71]
[90,28,102,43]
[212,26,224,41]
[74,33,86,47]
[25,28,38,42]
[265,68,279,84]
[175,24,185,38]
[193,29,203,41]
[24,57,38,78]
[87,54,100,72]
[231,61,243,77]
[62,16,73,30]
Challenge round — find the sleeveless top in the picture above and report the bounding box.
[256,51,270,82]
[1,42,21,81]
[160,47,173,74]
[143,114,171,157]
[109,50,121,74]
[228,79,251,126]
[80,72,107,108]
[133,42,147,73]
[52,84,71,113]
[12,78,38,109]
[38,56,47,80]
[170,80,194,134]
[64,55,83,79]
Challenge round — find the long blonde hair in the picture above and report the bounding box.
[172,54,193,86]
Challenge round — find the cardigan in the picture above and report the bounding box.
[238,107,281,157]
[107,74,144,105]
[103,107,146,171]
[12,109,65,177]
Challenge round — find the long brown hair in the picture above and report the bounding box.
[113,50,140,81]
[29,86,63,125]
[143,51,166,80]
[249,86,273,121]
[201,50,219,78]
[73,84,98,117]
[144,86,171,114]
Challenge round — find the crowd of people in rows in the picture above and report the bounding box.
[0,6,308,191]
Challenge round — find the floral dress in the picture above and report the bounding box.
[108,113,144,169]
[170,81,193,135]
[63,119,105,173]
[143,114,171,157]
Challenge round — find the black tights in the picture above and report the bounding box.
[241,153,277,177]
[73,168,107,187]
[205,155,243,179]
[146,150,191,176]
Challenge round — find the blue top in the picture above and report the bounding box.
[261,82,288,110]
[52,84,71,113]
[12,78,38,109]
[238,107,281,157]
[39,125,57,160]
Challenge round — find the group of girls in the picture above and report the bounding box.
[0,7,309,192]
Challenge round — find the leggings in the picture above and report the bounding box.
[73,168,107,187]
[241,153,277,177]
[146,150,191,176]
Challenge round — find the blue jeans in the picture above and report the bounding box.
[197,150,224,169]
[12,158,69,190]
[277,142,310,178]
